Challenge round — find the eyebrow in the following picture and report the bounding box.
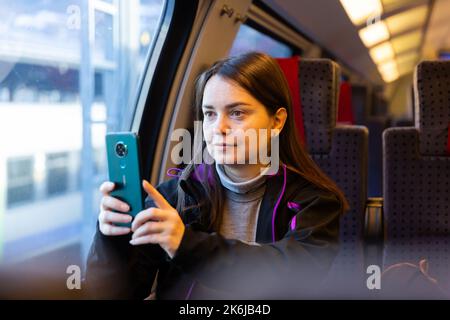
[202,102,251,110]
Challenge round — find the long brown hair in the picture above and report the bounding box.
[176,52,349,231]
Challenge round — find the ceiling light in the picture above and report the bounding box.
[340,0,383,25]
[359,21,390,47]
[370,41,395,63]
[378,60,399,82]
[380,67,399,82]
[378,60,397,74]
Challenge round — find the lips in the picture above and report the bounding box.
[213,143,236,147]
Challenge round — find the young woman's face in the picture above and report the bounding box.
[201,75,286,165]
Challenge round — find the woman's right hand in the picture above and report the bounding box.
[98,181,132,236]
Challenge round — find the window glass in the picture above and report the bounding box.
[0,0,166,264]
[229,24,293,58]
[7,157,35,207]
[46,152,70,197]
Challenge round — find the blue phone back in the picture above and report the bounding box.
[105,132,144,227]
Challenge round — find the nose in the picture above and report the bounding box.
[213,114,230,136]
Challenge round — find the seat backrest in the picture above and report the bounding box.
[298,59,368,242]
[298,59,340,154]
[414,61,450,157]
[383,60,450,290]
[295,59,369,295]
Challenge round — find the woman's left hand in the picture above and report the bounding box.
[130,180,185,259]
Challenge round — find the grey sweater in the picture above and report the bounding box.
[215,164,269,245]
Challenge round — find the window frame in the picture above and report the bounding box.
[132,0,199,181]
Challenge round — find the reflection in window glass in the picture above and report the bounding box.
[46,152,69,197]
[0,0,166,266]
[7,157,35,207]
[229,24,293,58]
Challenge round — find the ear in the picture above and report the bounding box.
[271,107,287,132]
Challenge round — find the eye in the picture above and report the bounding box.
[230,110,244,118]
[203,111,216,119]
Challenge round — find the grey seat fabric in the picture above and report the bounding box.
[383,61,450,294]
[298,59,369,296]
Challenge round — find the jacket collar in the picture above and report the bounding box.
[176,163,307,241]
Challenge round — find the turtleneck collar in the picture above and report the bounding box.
[215,163,269,194]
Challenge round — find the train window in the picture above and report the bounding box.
[229,24,293,58]
[0,0,166,263]
[46,152,70,197]
[6,156,35,208]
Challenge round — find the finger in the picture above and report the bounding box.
[100,210,132,224]
[129,234,162,246]
[99,181,115,195]
[142,180,171,210]
[100,223,131,236]
[101,195,130,212]
[132,221,166,240]
[131,207,167,232]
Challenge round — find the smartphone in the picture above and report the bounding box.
[105,132,144,227]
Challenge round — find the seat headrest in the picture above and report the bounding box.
[299,59,340,154]
[414,60,450,156]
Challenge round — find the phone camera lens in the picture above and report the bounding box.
[115,142,128,157]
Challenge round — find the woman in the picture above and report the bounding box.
[86,52,348,299]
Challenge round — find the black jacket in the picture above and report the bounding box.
[85,164,341,299]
